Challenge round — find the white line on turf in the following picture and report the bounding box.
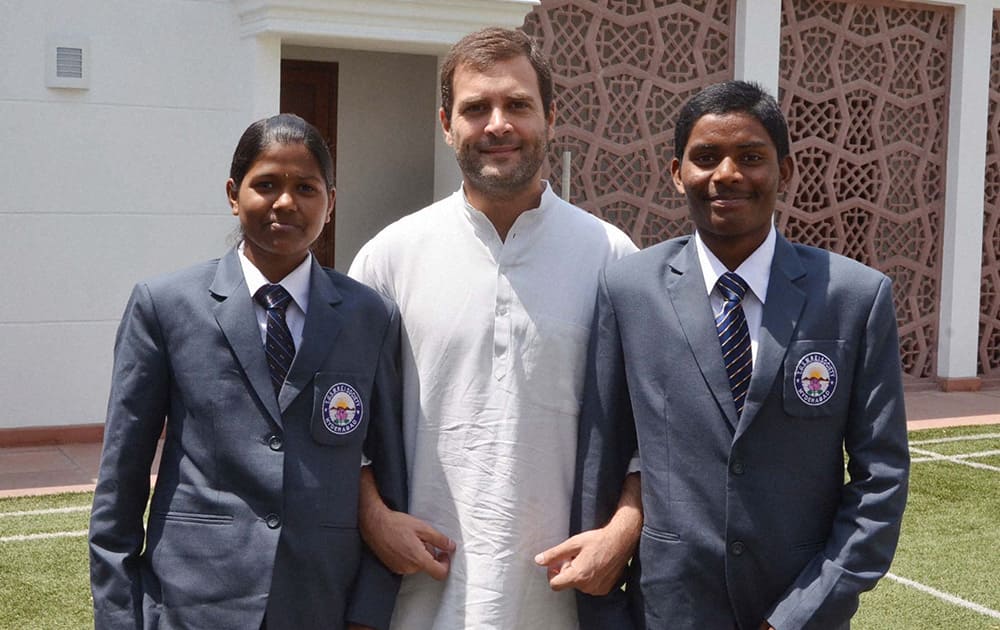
[886,573,1000,620]
[908,447,1000,472]
[910,433,1000,446]
[0,530,88,543]
[910,449,1000,463]
[0,506,90,517]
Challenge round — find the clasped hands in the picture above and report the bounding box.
[360,468,641,596]
[361,507,633,596]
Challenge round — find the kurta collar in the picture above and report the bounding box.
[458,180,555,238]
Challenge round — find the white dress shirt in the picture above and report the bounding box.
[694,225,778,367]
[237,241,312,349]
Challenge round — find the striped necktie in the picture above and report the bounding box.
[254,284,295,395]
[715,272,752,416]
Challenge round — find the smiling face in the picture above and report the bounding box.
[671,112,793,269]
[441,55,554,203]
[227,141,334,281]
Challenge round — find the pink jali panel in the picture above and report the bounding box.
[779,0,952,379]
[524,0,736,247]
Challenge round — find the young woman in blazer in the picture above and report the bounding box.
[89,114,406,630]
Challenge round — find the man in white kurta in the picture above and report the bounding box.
[349,182,635,629]
[348,27,644,630]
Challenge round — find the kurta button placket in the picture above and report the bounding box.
[493,261,512,381]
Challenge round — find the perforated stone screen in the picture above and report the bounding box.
[523,0,736,247]
[981,12,1000,377]
[526,0,953,381]
[778,0,951,379]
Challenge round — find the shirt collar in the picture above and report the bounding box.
[237,241,313,313]
[694,225,776,304]
[460,180,553,223]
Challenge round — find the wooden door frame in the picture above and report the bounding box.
[280,59,338,268]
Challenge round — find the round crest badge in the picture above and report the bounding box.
[793,352,838,406]
[322,383,364,435]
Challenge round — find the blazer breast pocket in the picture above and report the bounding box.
[782,340,851,418]
[311,372,371,447]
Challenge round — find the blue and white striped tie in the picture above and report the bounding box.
[254,284,295,395]
[715,272,752,416]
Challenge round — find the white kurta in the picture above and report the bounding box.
[349,184,636,630]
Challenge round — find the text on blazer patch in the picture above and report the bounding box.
[322,383,364,435]
[793,352,838,406]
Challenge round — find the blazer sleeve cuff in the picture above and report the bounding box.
[345,547,402,630]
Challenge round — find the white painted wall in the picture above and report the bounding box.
[0,0,533,432]
[0,0,254,429]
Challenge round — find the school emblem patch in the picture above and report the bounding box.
[793,352,838,406]
[321,383,363,435]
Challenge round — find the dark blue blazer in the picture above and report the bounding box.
[574,234,909,630]
[89,247,406,630]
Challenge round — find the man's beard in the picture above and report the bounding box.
[455,136,548,198]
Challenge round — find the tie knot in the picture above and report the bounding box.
[717,272,748,303]
[254,284,292,311]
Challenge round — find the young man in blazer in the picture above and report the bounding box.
[573,81,909,630]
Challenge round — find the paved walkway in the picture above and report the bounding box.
[1,389,997,499]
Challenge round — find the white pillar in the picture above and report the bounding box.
[249,33,281,120]
[936,1,993,390]
[734,0,783,95]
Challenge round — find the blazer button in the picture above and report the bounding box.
[730,541,745,556]
[265,513,281,529]
[267,434,283,451]
[730,460,745,475]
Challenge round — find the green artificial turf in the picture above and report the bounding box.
[1,426,998,629]
[0,492,93,630]
[855,425,1000,629]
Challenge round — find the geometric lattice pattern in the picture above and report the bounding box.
[523,0,735,247]
[779,0,953,379]
[981,12,1000,376]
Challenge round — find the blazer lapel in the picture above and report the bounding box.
[735,234,807,440]
[279,259,345,412]
[665,239,741,430]
[210,248,284,427]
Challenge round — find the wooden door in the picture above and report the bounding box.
[280,59,338,268]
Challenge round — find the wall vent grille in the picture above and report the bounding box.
[46,37,88,89]
[55,47,83,79]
